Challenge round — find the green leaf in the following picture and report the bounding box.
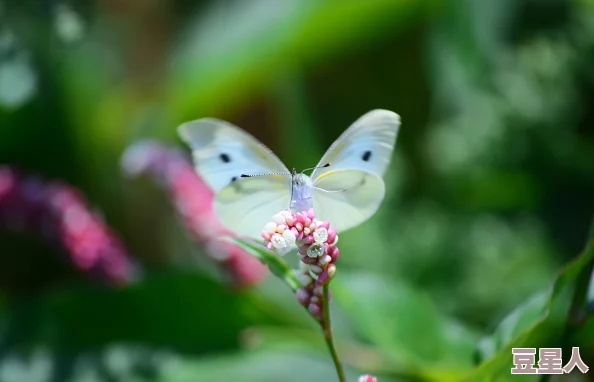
[224,237,301,292]
[476,291,549,362]
[462,236,594,381]
[1,270,254,354]
[332,272,479,381]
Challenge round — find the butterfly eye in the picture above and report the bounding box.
[219,153,231,163]
[362,151,372,162]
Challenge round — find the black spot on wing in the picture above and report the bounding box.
[231,176,238,183]
[220,153,231,163]
[362,151,372,162]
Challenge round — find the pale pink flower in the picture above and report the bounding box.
[261,208,339,320]
[358,375,378,382]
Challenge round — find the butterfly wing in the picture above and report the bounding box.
[213,175,292,238]
[178,118,292,237]
[311,109,400,232]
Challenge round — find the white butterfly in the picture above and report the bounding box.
[178,109,401,238]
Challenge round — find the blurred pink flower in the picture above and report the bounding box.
[121,140,268,288]
[358,375,378,382]
[0,166,137,285]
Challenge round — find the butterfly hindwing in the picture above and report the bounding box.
[214,176,291,238]
[313,169,385,232]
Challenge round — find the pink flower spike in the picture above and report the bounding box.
[259,208,341,323]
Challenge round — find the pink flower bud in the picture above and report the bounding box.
[301,255,317,264]
[328,246,340,263]
[327,264,336,278]
[296,287,311,306]
[358,375,378,382]
[313,227,328,243]
[302,235,315,245]
[317,221,330,230]
[263,221,277,234]
[327,228,337,245]
[308,302,322,318]
[316,270,329,285]
[319,254,332,265]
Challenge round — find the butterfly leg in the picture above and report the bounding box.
[314,187,348,194]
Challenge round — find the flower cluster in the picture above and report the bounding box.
[261,208,339,319]
[121,140,268,288]
[0,166,137,285]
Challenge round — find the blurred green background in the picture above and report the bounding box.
[1,0,594,381]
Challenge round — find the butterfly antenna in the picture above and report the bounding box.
[240,171,291,178]
[302,162,331,174]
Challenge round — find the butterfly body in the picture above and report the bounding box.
[178,109,401,238]
[290,171,314,212]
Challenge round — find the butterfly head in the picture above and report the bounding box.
[292,168,311,187]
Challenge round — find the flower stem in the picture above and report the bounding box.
[321,283,346,382]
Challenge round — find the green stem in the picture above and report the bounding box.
[321,283,346,382]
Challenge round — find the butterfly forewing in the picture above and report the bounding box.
[178,118,293,237]
[310,109,400,233]
[178,118,291,192]
[311,109,400,180]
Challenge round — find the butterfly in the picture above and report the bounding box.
[178,109,401,238]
